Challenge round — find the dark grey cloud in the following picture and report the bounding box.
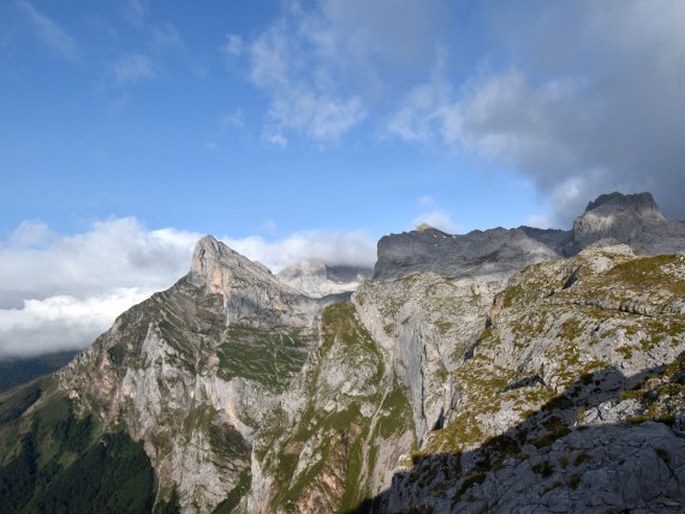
[388,0,685,224]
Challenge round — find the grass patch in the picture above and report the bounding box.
[216,324,311,390]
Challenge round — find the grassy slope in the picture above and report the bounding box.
[0,378,157,514]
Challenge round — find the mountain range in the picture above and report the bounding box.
[1,191,684,513]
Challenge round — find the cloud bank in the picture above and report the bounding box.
[0,218,375,358]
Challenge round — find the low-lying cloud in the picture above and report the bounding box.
[0,218,375,358]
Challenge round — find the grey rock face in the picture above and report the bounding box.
[374,192,685,285]
[59,235,337,513]
[373,226,560,280]
[570,192,685,255]
[366,244,685,513]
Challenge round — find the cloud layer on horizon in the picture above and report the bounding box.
[0,218,375,358]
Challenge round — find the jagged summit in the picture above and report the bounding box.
[572,191,685,254]
[373,226,558,280]
[414,222,445,233]
[189,235,280,298]
[584,191,665,221]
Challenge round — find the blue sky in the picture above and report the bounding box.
[2,0,685,357]
[1,0,544,241]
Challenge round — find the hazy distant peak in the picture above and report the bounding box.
[277,259,371,298]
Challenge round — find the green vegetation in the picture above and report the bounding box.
[216,324,311,390]
[0,384,42,424]
[212,471,251,513]
[264,302,403,513]
[452,472,486,502]
[573,452,591,467]
[154,489,181,514]
[603,254,685,296]
[0,386,156,514]
[377,384,414,439]
[435,320,453,335]
[619,351,685,426]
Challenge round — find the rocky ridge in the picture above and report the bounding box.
[0,192,684,513]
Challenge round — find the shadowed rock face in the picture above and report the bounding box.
[373,227,560,280]
[570,192,685,255]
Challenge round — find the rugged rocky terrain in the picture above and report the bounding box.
[0,192,684,513]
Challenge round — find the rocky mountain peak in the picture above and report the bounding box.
[277,258,328,280]
[3,191,685,514]
[415,222,440,232]
[584,191,665,221]
[374,226,559,280]
[189,235,274,295]
[571,191,676,252]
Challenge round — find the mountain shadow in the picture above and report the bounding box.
[352,353,685,513]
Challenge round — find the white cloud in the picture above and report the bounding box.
[109,53,157,84]
[224,231,376,272]
[221,109,245,129]
[525,214,554,230]
[0,218,198,310]
[0,218,199,357]
[0,218,376,358]
[203,140,219,151]
[260,219,278,235]
[151,22,186,54]
[246,13,367,145]
[261,132,288,148]
[0,289,151,359]
[16,0,80,63]
[417,195,435,207]
[267,92,366,144]
[226,0,453,144]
